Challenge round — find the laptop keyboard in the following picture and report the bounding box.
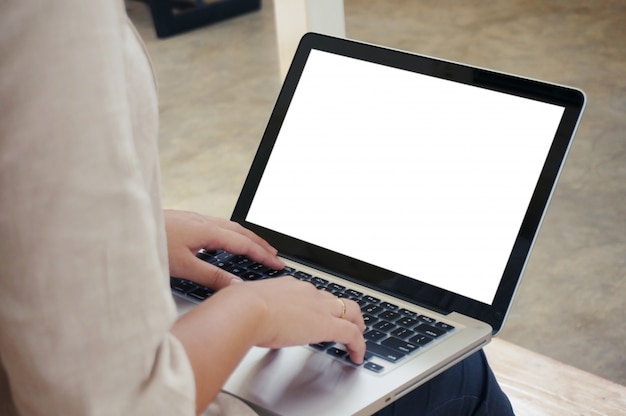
[171,249,455,374]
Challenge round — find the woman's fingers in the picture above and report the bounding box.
[164,210,285,288]
[201,224,284,271]
[327,295,367,363]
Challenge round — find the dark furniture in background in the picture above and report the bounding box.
[147,0,261,38]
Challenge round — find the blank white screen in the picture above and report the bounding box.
[247,50,565,304]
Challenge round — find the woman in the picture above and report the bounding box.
[0,1,513,414]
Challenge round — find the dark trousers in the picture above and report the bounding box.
[374,350,515,415]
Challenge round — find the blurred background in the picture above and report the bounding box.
[126,0,625,386]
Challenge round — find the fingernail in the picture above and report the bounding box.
[230,277,243,285]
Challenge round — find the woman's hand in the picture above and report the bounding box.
[172,276,366,412]
[164,209,284,290]
[238,277,367,364]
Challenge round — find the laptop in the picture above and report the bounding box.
[172,32,585,415]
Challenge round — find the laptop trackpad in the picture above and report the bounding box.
[225,346,360,413]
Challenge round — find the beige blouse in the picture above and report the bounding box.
[0,1,239,414]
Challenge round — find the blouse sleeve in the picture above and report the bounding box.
[0,1,196,414]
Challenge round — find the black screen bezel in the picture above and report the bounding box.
[231,33,585,333]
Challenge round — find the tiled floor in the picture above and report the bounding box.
[127,0,626,385]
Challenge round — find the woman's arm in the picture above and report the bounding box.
[0,1,196,414]
[165,209,366,413]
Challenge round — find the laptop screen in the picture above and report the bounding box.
[232,33,585,331]
[245,49,564,305]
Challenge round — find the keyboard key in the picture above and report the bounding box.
[363,295,381,304]
[223,265,246,276]
[415,324,446,338]
[363,304,383,315]
[373,321,397,332]
[435,322,455,332]
[391,327,415,339]
[399,308,417,317]
[417,315,437,324]
[364,362,385,373]
[380,302,398,310]
[396,317,418,328]
[364,329,386,342]
[378,310,400,321]
[240,271,263,281]
[249,263,270,273]
[231,255,254,267]
[346,289,363,298]
[381,337,419,354]
[408,334,434,346]
[265,269,287,277]
[366,342,405,362]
